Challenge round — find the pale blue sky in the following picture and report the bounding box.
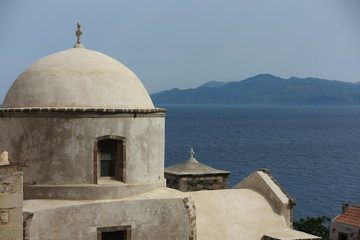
[1,0,359,101]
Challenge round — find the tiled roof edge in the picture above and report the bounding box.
[333,206,360,227]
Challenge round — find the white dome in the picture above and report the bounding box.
[3,47,154,109]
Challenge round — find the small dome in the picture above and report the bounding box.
[3,48,154,109]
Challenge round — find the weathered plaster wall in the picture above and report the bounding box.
[24,180,165,200]
[0,162,25,240]
[329,221,360,240]
[233,171,293,227]
[23,188,192,240]
[0,113,165,187]
[189,189,288,240]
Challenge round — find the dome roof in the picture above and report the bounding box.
[165,148,230,175]
[3,47,154,109]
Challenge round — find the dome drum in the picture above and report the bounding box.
[0,42,166,200]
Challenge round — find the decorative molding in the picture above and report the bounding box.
[0,107,166,113]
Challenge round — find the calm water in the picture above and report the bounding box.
[162,105,360,220]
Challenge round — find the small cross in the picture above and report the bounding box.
[75,22,83,44]
[189,148,195,158]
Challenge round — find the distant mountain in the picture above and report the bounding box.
[198,81,228,88]
[151,74,360,105]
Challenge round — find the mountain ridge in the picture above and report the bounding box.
[151,74,360,106]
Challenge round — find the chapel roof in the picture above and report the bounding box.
[2,23,154,109]
[333,206,360,227]
[165,148,230,175]
[189,189,320,240]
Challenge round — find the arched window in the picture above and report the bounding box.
[94,136,126,183]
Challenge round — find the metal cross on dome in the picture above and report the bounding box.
[75,22,83,44]
[189,148,195,158]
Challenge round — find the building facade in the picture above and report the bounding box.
[0,24,321,240]
[330,203,360,240]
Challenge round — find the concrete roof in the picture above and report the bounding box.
[263,229,321,240]
[23,188,189,212]
[23,185,319,240]
[164,157,230,175]
[189,189,288,240]
[3,47,154,109]
[189,189,320,240]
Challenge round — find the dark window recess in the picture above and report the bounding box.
[338,232,348,240]
[101,230,126,240]
[98,140,118,177]
[97,138,125,181]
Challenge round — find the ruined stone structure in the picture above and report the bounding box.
[165,148,230,191]
[0,24,321,240]
[0,151,25,240]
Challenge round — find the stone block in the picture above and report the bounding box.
[0,151,9,166]
[1,175,23,194]
[9,208,23,224]
[0,182,10,193]
[0,210,9,223]
[0,193,23,208]
[0,225,23,240]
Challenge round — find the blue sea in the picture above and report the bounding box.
[162,105,360,221]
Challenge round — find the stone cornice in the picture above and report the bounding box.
[0,107,167,114]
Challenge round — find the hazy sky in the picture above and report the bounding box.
[1,0,360,101]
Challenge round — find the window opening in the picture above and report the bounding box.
[338,232,348,240]
[99,139,117,177]
[97,226,131,240]
[96,137,125,182]
[101,230,126,240]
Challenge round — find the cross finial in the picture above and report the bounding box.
[76,22,82,44]
[189,148,195,158]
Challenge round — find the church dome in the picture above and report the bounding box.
[3,47,154,109]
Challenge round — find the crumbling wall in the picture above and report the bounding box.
[0,158,25,240]
[183,196,197,240]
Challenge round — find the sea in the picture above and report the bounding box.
[161,105,360,221]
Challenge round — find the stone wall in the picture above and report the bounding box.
[0,112,165,186]
[0,112,166,201]
[165,173,229,192]
[183,197,197,240]
[23,188,193,240]
[0,162,25,240]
